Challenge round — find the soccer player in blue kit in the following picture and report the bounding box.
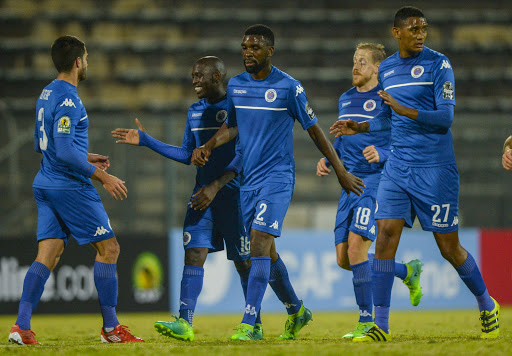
[111,56,263,341]
[9,36,144,345]
[192,25,364,341]
[331,7,500,341]
[316,43,423,339]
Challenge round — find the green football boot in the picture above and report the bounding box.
[342,321,375,339]
[480,297,500,339]
[353,325,391,342]
[403,259,423,306]
[253,323,264,340]
[278,302,313,340]
[230,323,254,341]
[154,317,194,341]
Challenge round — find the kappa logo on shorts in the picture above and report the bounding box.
[183,232,192,246]
[270,221,279,229]
[451,216,459,226]
[369,225,376,235]
[93,226,110,236]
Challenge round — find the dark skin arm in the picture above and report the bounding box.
[190,171,237,210]
[191,123,238,166]
[307,123,364,196]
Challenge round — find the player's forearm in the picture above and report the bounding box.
[308,124,349,175]
[210,171,237,192]
[204,123,238,150]
[139,131,191,164]
[415,105,454,129]
[503,135,512,154]
[55,137,96,177]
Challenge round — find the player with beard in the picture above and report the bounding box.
[112,56,264,341]
[9,36,143,345]
[316,43,423,339]
[331,7,499,341]
[192,24,364,341]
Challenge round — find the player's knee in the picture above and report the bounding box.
[184,248,207,267]
[234,259,251,272]
[103,239,120,260]
[337,254,350,270]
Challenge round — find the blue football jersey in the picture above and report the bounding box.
[334,85,390,175]
[376,46,456,167]
[33,80,91,189]
[226,66,318,190]
[185,98,240,189]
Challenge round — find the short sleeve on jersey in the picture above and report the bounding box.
[226,93,237,128]
[53,95,81,138]
[287,81,318,130]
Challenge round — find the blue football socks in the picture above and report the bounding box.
[238,266,261,324]
[269,256,301,315]
[16,261,50,330]
[394,262,408,280]
[179,265,204,326]
[241,257,270,326]
[455,253,494,312]
[351,260,373,323]
[372,258,395,333]
[94,261,119,330]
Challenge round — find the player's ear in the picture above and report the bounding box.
[374,62,380,75]
[267,46,274,58]
[75,57,82,69]
[392,27,400,40]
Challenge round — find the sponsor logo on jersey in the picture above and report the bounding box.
[93,226,110,236]
[60,98,76,108]
[57,116,71,134]
[39,89,52,100]
[383,70,395,78]
[342,101,351,107]
[216,110,228,123]
[305,102,316,121]
[295,85,304,96]
[363,99,377,111]
[411,65,424,78]
[443,81,454,99]
[270,221,279,229]
[183,232,191,246]
[192,112,202,117]
[440,60,452,70]
[265,89,277,102]
[233,89,247,94]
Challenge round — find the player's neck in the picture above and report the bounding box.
[56,72,79,87]
[356,80,378,93]
[251,64,272,80]
[206,89,226,104]
[398,47,422,59]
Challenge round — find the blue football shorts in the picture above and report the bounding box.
[240,182,294,237]
[33,187,115,246]
[375,161,459,233]
[183,186,250,262]
[334,173,380,246]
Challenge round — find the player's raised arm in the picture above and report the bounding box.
[191,122,238,166]
[307,123,364,196]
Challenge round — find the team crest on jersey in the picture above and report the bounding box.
[183,232,191,246]
[216,110,227,123]
[443,81,454,99]
[363,99,376,111]
[411,65,424,78]
[265,89,277,102]
[57,116,71,133]
[305,102,316,120]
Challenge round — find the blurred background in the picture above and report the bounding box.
[0,0,511,314]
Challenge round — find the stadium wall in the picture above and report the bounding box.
[169,228,512,314]
[0,235,169,314]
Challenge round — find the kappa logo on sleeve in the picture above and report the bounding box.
[60,98,76,108]
[57,116,71,133]
[295,85,304,96]
[440,60,452,70]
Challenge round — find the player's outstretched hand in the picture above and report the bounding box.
[111,118,146,146]
[101,173,128,200]
[88,153,110,171]
[190,183,220,210]
[316,158,331,176]
[337,172,365,196]
[192,146,211,167]
[362,145,380,163]
[503,149,512,171]
[330,119,359,138]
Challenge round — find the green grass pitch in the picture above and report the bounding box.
[0,309,510,355]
